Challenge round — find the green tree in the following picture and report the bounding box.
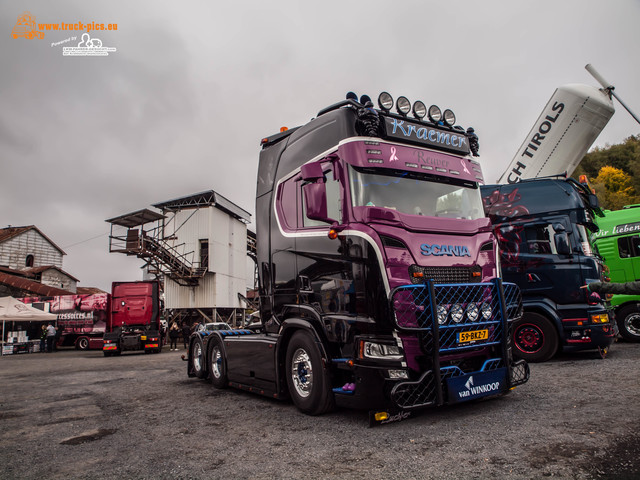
[574,135,640,210]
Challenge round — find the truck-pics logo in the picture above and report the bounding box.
[11,12,44,39]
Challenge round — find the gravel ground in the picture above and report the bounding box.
[1,341,639,480]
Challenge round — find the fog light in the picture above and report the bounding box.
[388,369,409,379]
[591,313,609,323]
[374,412,389,422]
[412,100,427,119]
[480,302,492,320]
[437,305,448,325]
[396,96,411,115]
[378,92,393,111]
[428,105,442,123]
[466,303,480,322]
[443,109,456,126]
[450,303,464,323]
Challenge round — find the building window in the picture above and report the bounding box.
[25,254,34,267]
[199,240,209,271]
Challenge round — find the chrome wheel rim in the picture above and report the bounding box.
[193,343,202,372]
[291,348,313,398]
[211,346,222,379]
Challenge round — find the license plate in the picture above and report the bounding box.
[458,329,488,344]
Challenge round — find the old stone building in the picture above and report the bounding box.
[0,226,78,295]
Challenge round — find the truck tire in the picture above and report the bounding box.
[190,337,206,379]
[208,336,228,388]
[285,331,334,415]
[512,312,558,363]
[616,305,640,342]
[76,337,89,350]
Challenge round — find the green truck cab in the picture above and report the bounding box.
[592,205,640,341]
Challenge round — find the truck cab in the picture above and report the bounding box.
[592,205,640,341]
[188,92,528,421]
[482,178,616,362]
[103,281,162,356]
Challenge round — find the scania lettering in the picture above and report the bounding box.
[186,92,529,424]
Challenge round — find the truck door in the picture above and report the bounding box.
[617,234,640,281]
[499,218,579,304]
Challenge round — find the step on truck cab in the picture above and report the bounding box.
[592,205,640,341]
[481,178,616,362]
[187,92,529,423]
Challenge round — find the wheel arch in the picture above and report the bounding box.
[276,318,331,397]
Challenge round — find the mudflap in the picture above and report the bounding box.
[445,367,508,404]
[368,409,413,428]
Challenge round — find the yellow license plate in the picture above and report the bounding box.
[458,329,488,344]
[140,335,147,340]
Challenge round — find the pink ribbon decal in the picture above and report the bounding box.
[389,147,399,162]
[461,160,470,174]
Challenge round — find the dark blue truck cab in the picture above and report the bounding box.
[482,178,616,362]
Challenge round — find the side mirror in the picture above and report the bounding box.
[302,181,333,223]
[555,232,571,255]
[588,193,599,209]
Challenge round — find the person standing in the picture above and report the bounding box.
[39,325,47,353]
[169,322,180,351]
[45,323,56,353]
[181,322,190,350]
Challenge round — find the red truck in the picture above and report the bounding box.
[20,281,162,355]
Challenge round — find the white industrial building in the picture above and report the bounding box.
[106,191,256,327]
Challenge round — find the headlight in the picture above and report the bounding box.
[428,105,442,123]
[437,305,448,325]
[466,303,480,322]
[443,109,456,126]
[378,92,394,111]
[450,303,464,323]
[363,341,403,360]
[480,302,492,321]
[413,100,427,120]
[396,96,411,115]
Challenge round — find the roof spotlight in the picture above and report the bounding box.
[443,109,456,126]
[412,101,427,120]
[396,96,411,116]
[346,91,358,101]
[360,94,372,106]
[428,105,442,123]
[378,92,394,111]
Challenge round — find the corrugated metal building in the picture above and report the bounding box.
[106,191,253,326]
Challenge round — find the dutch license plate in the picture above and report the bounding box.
[458,329,488,344]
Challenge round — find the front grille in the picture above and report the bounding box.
[409,265,481,284]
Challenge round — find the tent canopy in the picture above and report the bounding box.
[0,296,57,322]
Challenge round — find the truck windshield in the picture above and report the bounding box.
[348,166,484,220]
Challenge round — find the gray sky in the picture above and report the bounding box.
[2,0,639,291]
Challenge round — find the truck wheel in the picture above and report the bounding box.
[190,338,206,379]
[616,305,640,342]
[512,313,558,363]
[208,337,228,388]
[285,331,334,415]
[76,337,89,350]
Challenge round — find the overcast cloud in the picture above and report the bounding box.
[1,0,639,291]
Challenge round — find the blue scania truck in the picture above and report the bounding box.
[482,178,616,362]
[187,92,528,423]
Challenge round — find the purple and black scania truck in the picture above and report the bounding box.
[187,92,529,424]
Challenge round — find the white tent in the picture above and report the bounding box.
[0,296,57,346]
